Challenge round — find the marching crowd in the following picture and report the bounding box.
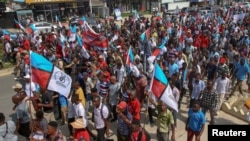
[1,4,250,141]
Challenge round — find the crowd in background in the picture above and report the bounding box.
[0,4,250,141]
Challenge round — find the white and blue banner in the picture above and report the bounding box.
[114,8,122,20]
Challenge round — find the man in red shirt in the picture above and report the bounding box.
[127,90,141,121]
[23,38,30,51]
[130,120,148,141]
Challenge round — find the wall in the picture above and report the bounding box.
[0,12,15,28]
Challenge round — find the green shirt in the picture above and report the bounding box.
[156,106,174,133]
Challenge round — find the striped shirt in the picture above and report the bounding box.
[99,81,110,98]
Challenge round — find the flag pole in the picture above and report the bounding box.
[28,50,34,132]
[142,62,156,129]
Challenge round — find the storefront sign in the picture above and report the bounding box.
[26,0,76,4]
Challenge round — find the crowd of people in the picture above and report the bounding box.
[1,4,250,141]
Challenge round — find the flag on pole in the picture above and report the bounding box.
[55,15,62,28]
[147,42,166,64]
[150,63,178,112]
[133,10,140,21]
[81,22,108,50]
[26,24,37,34]
[140,29,151,41]
[14,19,25,31]
[30,51,72,98]
[126,46,134,66]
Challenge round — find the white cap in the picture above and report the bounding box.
[24,74,31,79]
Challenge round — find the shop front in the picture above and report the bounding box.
[25,0,89,22]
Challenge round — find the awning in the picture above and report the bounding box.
[16,10,33,15]
[13,0,25,2]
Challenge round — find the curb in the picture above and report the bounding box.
[0,67,14,77]
[221,94,249,122]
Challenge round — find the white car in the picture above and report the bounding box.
[31,22,58,34]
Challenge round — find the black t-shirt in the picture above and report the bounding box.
[41,91,54,113]
[206,63,217,81]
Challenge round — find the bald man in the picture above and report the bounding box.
[12,94,31,138]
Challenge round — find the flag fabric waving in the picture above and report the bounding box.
[30,51,72,98]
[14,19,25,31]
[150,63,178,112]
[81,22,108,50]
[55,15,62,28]
[26,24,37,34]
[126,46,134,66]
[147,42,166,64]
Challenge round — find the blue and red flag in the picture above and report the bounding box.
[55,15,62,28]
[147,42,166,64]
[30,51,72,97]
[126,46,134,66]
[140,29,151,41]
[14,19,25,31]
[81,22,108,50]
[150,63,178,112]
[26,24,37,34]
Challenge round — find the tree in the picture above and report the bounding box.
[0,0,8,3]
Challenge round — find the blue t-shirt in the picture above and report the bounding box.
[168,63,179,78]
[188,109,206,131]
[236,63,250,80]
[59,95,68,107]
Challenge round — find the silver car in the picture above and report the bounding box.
[31,22,58,34]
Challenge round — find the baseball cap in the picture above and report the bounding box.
[117,101,127,109]
[24,74,31,79]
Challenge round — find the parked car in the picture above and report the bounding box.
[69,16,98,29]
[30,22,58,34]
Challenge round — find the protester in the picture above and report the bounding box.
[3,4,250,141]
[0,113,17,141]
[186,101,206,141]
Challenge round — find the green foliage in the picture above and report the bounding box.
[0,0,8,3]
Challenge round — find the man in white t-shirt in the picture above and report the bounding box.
[24,74,38,97]
[0,113,17,141]
[92,96,110,141]
[71,94,88,127]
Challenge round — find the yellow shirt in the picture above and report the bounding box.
[156,107,174,133]
[75,87,86,107]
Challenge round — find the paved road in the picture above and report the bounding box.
[0,74,248,141]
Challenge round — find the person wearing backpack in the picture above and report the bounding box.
[0,113,17,141]
[92,96,110,141]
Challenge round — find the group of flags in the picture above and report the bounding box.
[13,14,178,112]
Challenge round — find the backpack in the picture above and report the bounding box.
[92,103,111,122]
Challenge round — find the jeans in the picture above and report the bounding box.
[148,107,155,123]
[202,107,216,125]
[68,118,75,136]
[18,122,31,138]
[96,127,106,141]
[111,105,117,120]
[179,88,187,109]
[172,110,177,127]
[157,129,169,141]
[117,130,129,141]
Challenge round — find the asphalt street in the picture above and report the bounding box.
[0,74,248,141]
